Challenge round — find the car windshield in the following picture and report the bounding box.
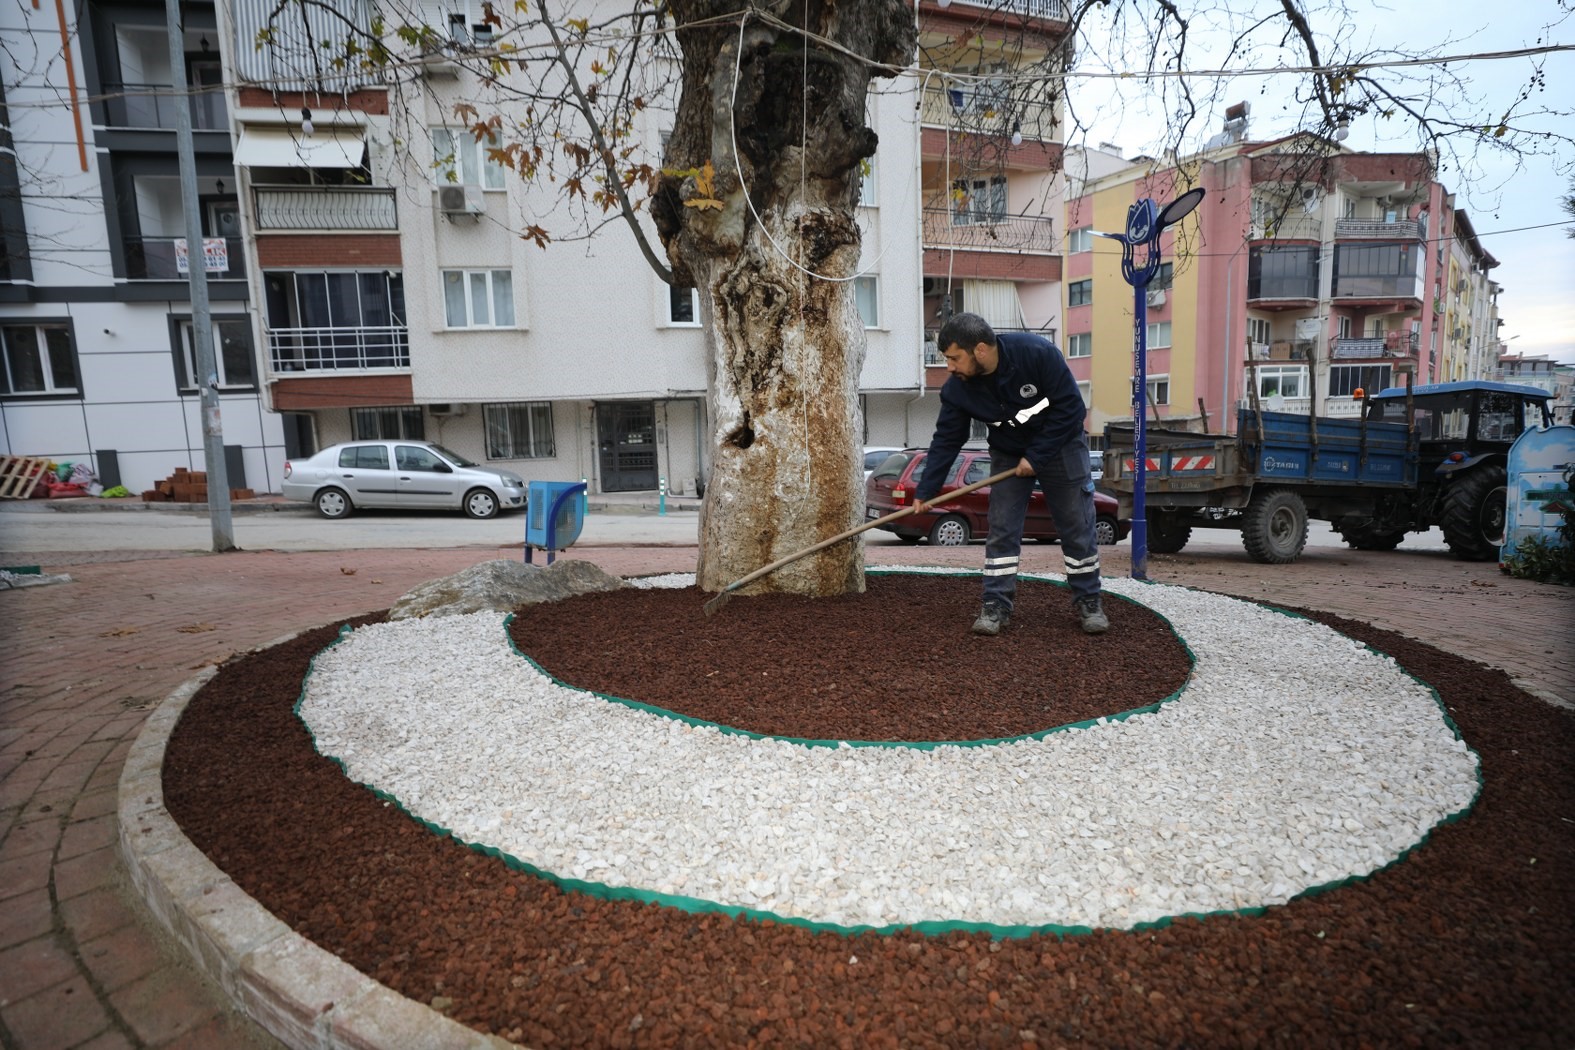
[870,453,915,481]
[428,443,478,468]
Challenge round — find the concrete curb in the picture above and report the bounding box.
[117,631,519,1050]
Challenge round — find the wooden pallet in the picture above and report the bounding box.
[0,456,50,499]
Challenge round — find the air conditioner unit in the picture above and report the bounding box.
[1454,278,1467,294]
[922,277,945,297]
[438,184,485,217]
[1145,288,1166,308]
[429,403,466,417]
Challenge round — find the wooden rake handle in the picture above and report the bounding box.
[712,467,1018,599]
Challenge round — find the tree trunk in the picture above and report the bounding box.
[656,1,915,597]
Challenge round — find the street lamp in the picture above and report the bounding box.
[1094,186,1204,580]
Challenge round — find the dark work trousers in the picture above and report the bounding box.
[981,440,1102,611]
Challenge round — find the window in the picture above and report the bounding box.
[484,401,555,459]
[1255,365,1307,401]
[396,444,448,471]
[854,275,879,328]
[1247,317,1271,346]
[338,444,390,470]
[1076,380,1091,407]
[951,176,1006,225]
[858,155,877,207]
[174,317,256,391]
[1248,246,1319,299]
[1065,332,1091,358]
[1152,262,1173,291]
[1,323,79,396]
[351,406,424,440]
[1327,364,1392,398]
[263,270,408,371]
[1337,315,1352,339]
[1068,279,1092,307]
[1146,321,1172,348]
[1145,375,1170,406]
[432,128,506,189]
[443,269,515,328]
[667,284,699,325]
[1067,226,1093,253]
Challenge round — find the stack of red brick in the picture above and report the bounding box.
[142,467,255,503]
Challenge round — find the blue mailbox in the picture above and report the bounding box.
[524,481,588,564]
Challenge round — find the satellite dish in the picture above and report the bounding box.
[1158,187,1205,231]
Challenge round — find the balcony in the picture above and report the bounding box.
[124,236,246,280]
[922,208,1055,253]
[1333,275,1424,300]
[253,186,399,231]
[1333,333,1419,359]
[1335,218,1423,241]
[934,0,1070,19]
[268,327,410,372]
[102,82,227,131]
[1249,213,1321,241]
[918,86,1059,144]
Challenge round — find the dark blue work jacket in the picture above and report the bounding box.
[915,331,1085,501]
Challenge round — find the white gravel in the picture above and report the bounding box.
[296,569,1479,932]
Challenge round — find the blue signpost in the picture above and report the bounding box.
[1095,188,1204,580]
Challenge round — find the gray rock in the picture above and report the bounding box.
[388,559,624,620]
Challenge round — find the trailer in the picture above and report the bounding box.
[1100,380,1555,564]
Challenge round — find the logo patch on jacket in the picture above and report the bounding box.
[1019,384,1038,399]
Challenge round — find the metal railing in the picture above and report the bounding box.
[102,82,227,131]
[1249,213,1321,241]
[939,0,1070,20]
[917,86,1059,143]
[1334,218,1423,241]
[124,236,246,280]
[267,326,410,372]
[922,208,1055,252]
[253,186,399,230]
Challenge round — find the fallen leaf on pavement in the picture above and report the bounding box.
[341,567,358,575]
[100,627,140,637]
[176,623,217,634]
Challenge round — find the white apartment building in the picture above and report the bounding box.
[3,0,1071,496]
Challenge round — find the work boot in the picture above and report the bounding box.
[971,603,1011,636]
[1075,594,1109,635]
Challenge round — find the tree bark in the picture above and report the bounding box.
[656,0,915,597]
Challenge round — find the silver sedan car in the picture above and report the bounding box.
[282,440,527,519]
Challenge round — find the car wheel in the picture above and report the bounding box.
[314,487,352,520]
[927,514,971,546]
[1093,516,1118,545]
[464,488,500,520]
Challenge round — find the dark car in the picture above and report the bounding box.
[864,447,1130,546]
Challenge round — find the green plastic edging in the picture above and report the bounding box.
[279,570,1480,942]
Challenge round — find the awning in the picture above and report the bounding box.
[233,127,366,169]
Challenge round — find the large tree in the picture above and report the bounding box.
[261,0,1571,597]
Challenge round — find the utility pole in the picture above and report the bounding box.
[166,0,235,551]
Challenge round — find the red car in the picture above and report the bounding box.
[864,447,1130,546]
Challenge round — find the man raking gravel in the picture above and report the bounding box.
[913,312,1108,636]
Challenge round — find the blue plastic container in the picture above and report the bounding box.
[524,481,588,564]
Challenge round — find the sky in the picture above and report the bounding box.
[1067,0,1575,365]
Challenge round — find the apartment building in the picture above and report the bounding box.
[0,0,281,494]
[1064,117,1505,441]
[2,0,1073,494]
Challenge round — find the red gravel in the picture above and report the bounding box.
[162,574,1574,1049]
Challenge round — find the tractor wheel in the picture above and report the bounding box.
[1145,512,1192,554]
[1337,524,1406,551]
[1241,487,1309,564]
[1439,464,1507,561]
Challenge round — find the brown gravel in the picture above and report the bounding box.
[162,573,1574,1049]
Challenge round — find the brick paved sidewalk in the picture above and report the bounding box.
[1,543,1568,1048]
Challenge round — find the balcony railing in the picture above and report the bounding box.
[268,327,410,372]
[1333,333,1419,359]
[253,185,399,231]
[938,0,1070,19]
[1249,213,1321,241]
[918,86,1059,143]
[922,208,1055,253]
[1335,218,1423,241]
[924,326,1055,366]
[124,236,246,280]
[102,82,227,131]
[1332,275,1424,300]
